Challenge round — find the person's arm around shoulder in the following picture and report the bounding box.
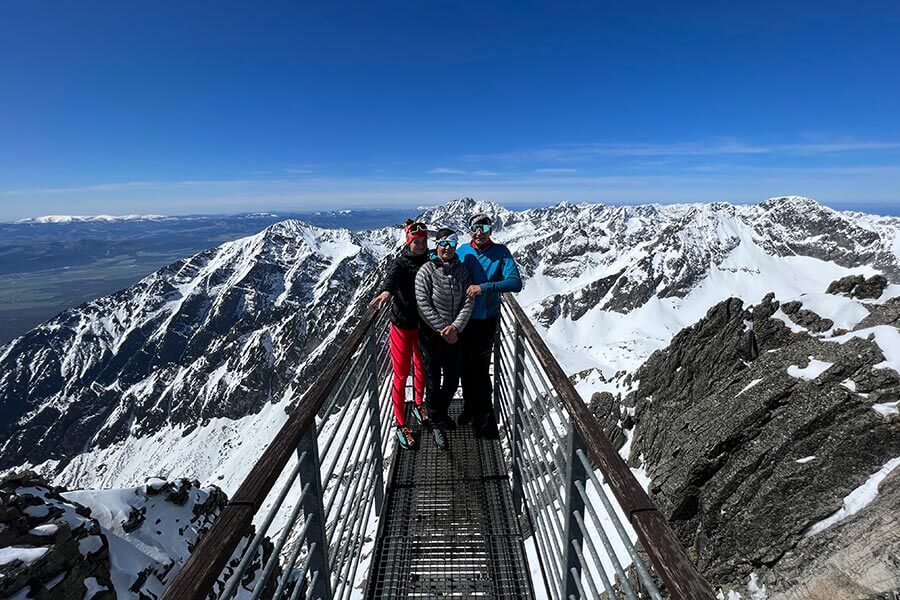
[481,244,522,294]
[452,266,475,333]
[415,263,446,332]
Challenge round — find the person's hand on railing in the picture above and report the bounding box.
[440,324,458,344]
[466,284,482,298]
[369,291,391,309]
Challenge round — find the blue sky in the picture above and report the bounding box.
[2,1,899,220]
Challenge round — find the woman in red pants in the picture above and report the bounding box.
[369,220,430,449]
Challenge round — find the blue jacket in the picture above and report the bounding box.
[457,242,523,319]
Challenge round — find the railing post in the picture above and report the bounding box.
[561,423,588,599]
[492,311,503,420]
[510,322,526,514]
[366,329,386,515]
[296,422,333,600]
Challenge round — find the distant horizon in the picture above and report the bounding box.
[5,195,900,224]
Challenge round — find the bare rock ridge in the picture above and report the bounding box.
[619,280,900,597]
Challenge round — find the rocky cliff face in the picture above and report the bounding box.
[622,278,900,597]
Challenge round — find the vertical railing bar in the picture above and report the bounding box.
[493,370,515,454]
[254,485,311,600]
[323,424,375,536]
[325,440,375,556]
[319,346,367,417]
[272,511,316,599]
[519,356,570,451]
[515,455,564,600]
[568,564,588,600]
[287,541,317,600]
[576,449,664,600]
[501,334,572,471]
[513,430,566,552]
[296,423,332,600]
[514,416,566,529]
[318,366,373,461]
[510,320,526,513]
[516,402,567,489]
[220,450,309,599]
[573,510,619,600]
[573,479,638,599]
[303,569,320,600]
[568,522,606,600]
[339,480,379,600]
[319,374,373,487]
[365,328,386,516]
[331,463,379,599]
[560,424,587,599]
[494,356,520,451]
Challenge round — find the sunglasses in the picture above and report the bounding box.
[406,223,428,233]
[436,240,458,248]
[470,224,492,233]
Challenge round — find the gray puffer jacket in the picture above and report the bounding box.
[415,256,474,333]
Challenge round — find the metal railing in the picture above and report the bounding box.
[161,292,715,600]
[161,306,394,600]
[494,295,715,600]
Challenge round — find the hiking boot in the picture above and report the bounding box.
[433,427,448,450]
[395,426,416,449]
[412,404,429,427]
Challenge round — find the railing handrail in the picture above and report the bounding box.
[502,294,715,600]
[161,306,383,600]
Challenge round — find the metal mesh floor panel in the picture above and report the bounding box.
[366,399,534,599]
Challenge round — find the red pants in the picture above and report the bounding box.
[389,323,425,426]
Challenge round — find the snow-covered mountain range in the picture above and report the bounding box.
[1,196,899,598]
[3,196,898,488]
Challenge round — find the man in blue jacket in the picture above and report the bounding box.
[457,213,523,436]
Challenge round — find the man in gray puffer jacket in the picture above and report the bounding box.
[415,227,474,449]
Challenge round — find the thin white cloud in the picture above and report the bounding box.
[464,139,900,164]
[283,168,315,174]
[429,168,498,176]
[3,161,898,220]
[428,168,467,174]
[535,168,577,173]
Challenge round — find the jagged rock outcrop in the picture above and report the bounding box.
[1,471,115,600]
[588,391,627,451]
[1,471,276,599]
[826,274,889,299]
[625,292,900,595]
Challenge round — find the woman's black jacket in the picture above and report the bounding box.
[379,246,429,329]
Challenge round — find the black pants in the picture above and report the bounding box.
[460,316,498,420]
[418,326,461,427]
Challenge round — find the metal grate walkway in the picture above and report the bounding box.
[366,399,535,599]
